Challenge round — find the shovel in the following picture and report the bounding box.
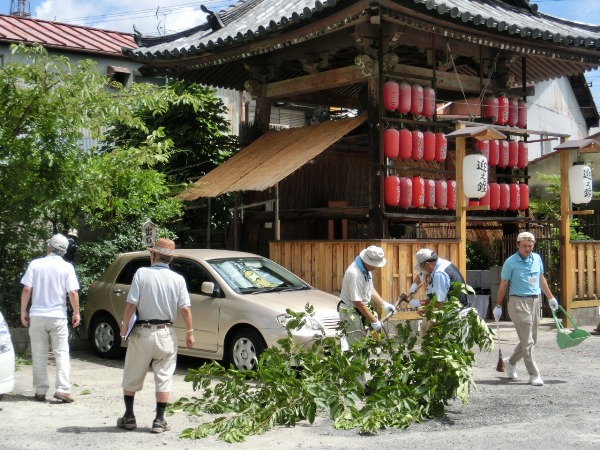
[496,319,505,372]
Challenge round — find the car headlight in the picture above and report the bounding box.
[277,314,323,332]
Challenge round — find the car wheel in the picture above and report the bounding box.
[228,329,265,370]
[92,314,124,359]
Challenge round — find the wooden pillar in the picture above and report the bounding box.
[454,128,467,276]
[274,183,280,240]
[559,147,572,320]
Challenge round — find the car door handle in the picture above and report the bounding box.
[113,289,126,295]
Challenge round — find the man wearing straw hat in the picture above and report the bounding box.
[117,238,194,433]
[493,231,558,387]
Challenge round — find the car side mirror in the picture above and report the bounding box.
[201,281,217,296]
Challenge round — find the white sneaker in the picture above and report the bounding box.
[504,358,518,379]
[530,375,544,386]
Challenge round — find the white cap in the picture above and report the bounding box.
[359,246,387,268]
[414,248,437,269]
[47,234,69,254]
[517,231,535,242]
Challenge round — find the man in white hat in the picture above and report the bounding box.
[118,238,194,433]
[20,233,80,403]
[338,246,396,352]
[493,231,558,387]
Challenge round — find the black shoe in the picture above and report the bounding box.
[34,393,46,402]
[117,414,137,430]
[151,418,170,433]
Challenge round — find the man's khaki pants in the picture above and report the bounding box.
[507,295,541,377]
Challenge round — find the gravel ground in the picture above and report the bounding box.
[2,318,599,449]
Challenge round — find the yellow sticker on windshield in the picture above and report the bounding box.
[243,269,277,287]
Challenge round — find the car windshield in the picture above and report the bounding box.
[208,257,310,294]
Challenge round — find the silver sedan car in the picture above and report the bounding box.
[85,249,340,369]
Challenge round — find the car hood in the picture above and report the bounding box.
[244,289,339,315]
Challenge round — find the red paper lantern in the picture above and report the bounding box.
[422,87,435,118]
[383,129,399,159]
[398,129,412,159]
[397,82,411,114]
[434,133,447,162]
[383,81,399,111]
[509,183,521,211]
[517,99,527,128]
[517,142,528,169]
[508,140,518,168]
[435,180,447,209]
[399,177,412,208]
[410,84,423,115]
[507,98,518,127]
[411,130,424,161]
[519,183,529,210]
[488,183,500,210]
[499,184,510,210]
[468,199,480,206]
[424,179,436,208]
[423,131,436,162]
[411,176,425,207]
[488,140,499,166]
[476,140,490,161]
[497,95,509,125]
[447,180,457,210]
[497,140,509,168]
[484,96,498,122]
[384,176,400,206]
[479,187,490,206]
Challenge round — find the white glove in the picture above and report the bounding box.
[493,305,502,321]
[370,320,382,331]
[382,302,396,315]
[548,298,559,311]
[409,283,419,294]
[409,299,421,309]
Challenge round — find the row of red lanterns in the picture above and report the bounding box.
[476,140,528,169]
[383,81,436,117]
[385,176,529,211]
[484,96,527,128]
[384,129,447,162]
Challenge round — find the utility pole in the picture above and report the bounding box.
[10,0,31,17]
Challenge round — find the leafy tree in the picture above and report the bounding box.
[169,283,493,442]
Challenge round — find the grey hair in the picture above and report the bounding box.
[49,246,66,257]
[155,253,173,264]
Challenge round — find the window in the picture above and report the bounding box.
[171,259,215,295]
[115,258,150,285]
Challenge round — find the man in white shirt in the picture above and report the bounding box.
[20,234,80,403]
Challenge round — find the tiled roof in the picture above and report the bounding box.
[124,0,600,60]
[0,14,136,56]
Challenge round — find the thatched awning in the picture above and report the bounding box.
[178,112,367,200]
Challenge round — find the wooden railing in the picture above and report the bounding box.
[572,241,600,303]
[269,239,461,301]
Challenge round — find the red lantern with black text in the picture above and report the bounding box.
[497,95,509,125]
[411,84,423,115]
[509,183,520,211]
[383,81,399,111]
[423,87,435,118]
[484,96,498,122]
[424,179,435,208]
[489,183,500,210]
[383,129,399,159]
[385,176,400,206]
[488,140,499,166]
[497,140,509,168]
[434,133,447,162]
[447,180,457,210]
[423,131,435,161]
[519,183,529,210]
[399,177,412,208]
[398,129,412,159]
[517,99,527,128]
[411,176,425,207]
[411,130,424,160]
[435,180,447,209]
[517,142,528,169]
[508,140,518,168]
[507,98,518,127]
[397,82,411,114]
[499,184,510,210]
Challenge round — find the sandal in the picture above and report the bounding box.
[590,329,600,336]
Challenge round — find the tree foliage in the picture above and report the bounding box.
[169,283,493,442]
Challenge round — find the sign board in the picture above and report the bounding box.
[142,220,156,247]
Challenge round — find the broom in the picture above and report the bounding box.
[496,319,505,372]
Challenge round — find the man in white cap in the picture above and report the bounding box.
[493,231,558,387]
[118,238,194,433]
[338,245,396,351]
[20,233,80,403]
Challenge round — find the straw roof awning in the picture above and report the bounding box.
[178,113,367,200]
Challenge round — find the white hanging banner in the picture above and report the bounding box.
[142,219,157,247]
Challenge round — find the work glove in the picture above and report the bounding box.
[409,283,419,294]
[382,301,396,315]
[548,298,559,311]
[409,299,421,309]
[493,305,503,321]
[370,320,382,331]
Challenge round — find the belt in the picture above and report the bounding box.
[511,294,538,298]
[136,319,172,325]
[137,323,173,329]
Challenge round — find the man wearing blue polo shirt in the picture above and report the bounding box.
[493,232,558,387]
